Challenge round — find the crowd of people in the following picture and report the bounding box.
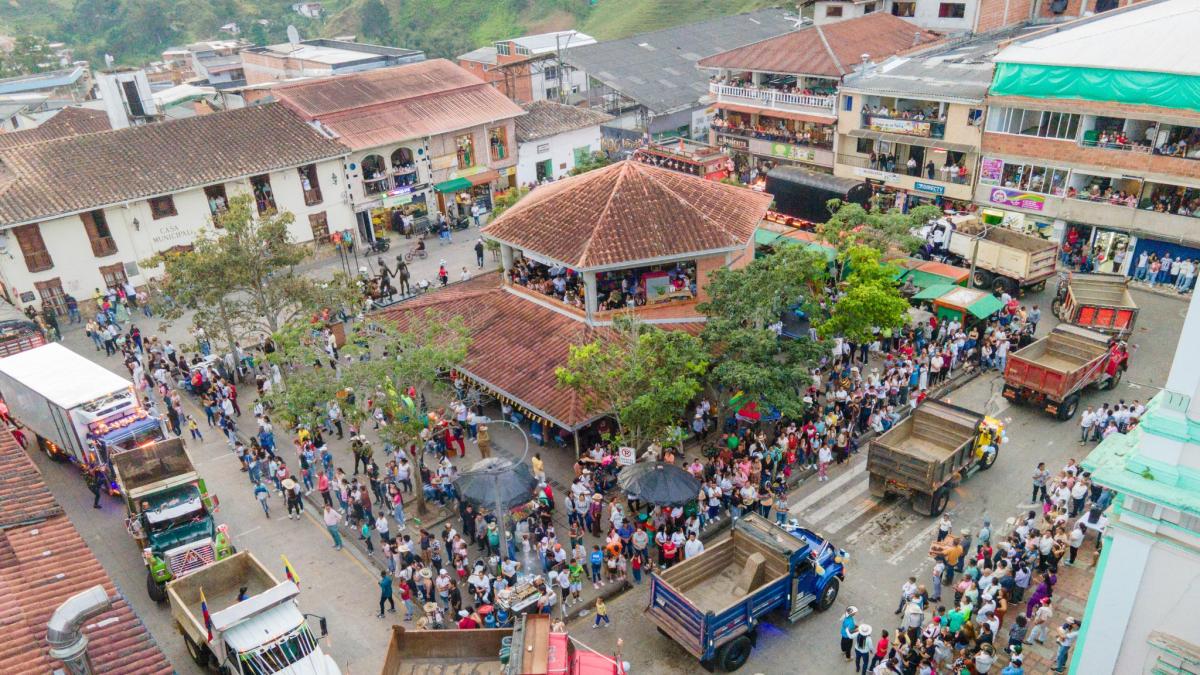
[838,456,1112,674]
[710,115,833,148]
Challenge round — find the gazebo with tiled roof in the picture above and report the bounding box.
[483,159,771,324]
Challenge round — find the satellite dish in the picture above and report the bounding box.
[286,25,300,45]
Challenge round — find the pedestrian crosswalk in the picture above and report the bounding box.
[784,459,936,567]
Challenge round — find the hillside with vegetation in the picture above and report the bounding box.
[0,0,785,70]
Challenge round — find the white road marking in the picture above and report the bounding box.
[804,475,870,523]
[886,519,943,566]
[818,495,881,535]
[789,462,865,514]
[237,526,262,538]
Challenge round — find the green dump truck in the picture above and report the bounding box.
[112,438,233,601]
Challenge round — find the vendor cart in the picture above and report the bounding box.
[912,284,1004,326]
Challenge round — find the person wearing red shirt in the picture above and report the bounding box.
[661,539,678,568]
[457,609,479,629]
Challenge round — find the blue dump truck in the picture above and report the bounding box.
[645,514,846,671]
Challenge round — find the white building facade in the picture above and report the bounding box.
[0,103,351,314]
[514,100,611,186]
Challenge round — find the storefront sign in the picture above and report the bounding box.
[853,166,900,182]
[914,181,945,195]
[450,165,486,180]
[382,194,413,208]
[769,142,816,162]
[989,187,1046,212]
[867,116,931,137]
[979,157,1004,185]
[716,134,749,151]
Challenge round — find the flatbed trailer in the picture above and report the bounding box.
[867,399,1002,516]
[1003,324,1126,420]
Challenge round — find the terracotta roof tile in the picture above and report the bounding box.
[378,274,702,429]
[271,59,484,117]
[515,101,613,143]
[697,13,942,77]
[482,160,770,270]
[0,102,348,226]
[0,434,172,674]
[0,107,111,149]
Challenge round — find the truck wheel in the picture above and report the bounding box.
[146,569,167,603]
[1057,394,1081,421]
[1104,368,1124,391]
[979,444,999,471]
[1050,298,1063,316]
[815,578,840,612]
[1031,280,1047,292]
[717,636,753,672]
[868,474,888,498]
[183,631,208,667]
[929,489,950,517]
[972,269,993,289]
[992,276,1015,296]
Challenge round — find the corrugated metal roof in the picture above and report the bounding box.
[560,9,796,115]
[996,0,1200,76]
[483,160,770,270]
[273,59,486,118]
[0,432,172,674]
[515,100,613,142]
[698,13,942,78]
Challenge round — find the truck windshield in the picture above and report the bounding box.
[142,484,205,533]
[237,624,317,675]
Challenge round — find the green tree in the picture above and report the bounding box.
[818,245,910,344]
[818,200,942,255]
[556,316,708,450]
[144,195,359,355]
[569,151,612,176]
[490,186,529,219]
[268,311,470,515]
[698,245,830,421]
[358,0,395,45]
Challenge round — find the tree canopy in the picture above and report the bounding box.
[556,316,708,450]
[818,200,942,255]
[818,245,909,344]
[143,195,358,354]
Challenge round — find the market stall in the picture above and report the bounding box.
[912,284,1004,325]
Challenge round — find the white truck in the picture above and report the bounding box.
[168,550,341,674]
[0,343,164,475]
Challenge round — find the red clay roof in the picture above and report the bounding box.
[272,58,526,150]
[482,160,771,270]
[697,13,941,77]
[377,274,701,429]
[0,433,172,674]
[0,107,111,149]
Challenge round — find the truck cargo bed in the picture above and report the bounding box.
[658,538,786,613]
[867,400,982,492]
[168,551,277,637]
[1005,325,1112,401]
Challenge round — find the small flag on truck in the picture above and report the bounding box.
[282,555,300,589]
[200,587,214,641]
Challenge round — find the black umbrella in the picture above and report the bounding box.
[617,461,702,507]
[454,457,539,510]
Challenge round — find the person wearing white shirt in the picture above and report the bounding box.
[1078,407,1095,444]
[683,533,705,559]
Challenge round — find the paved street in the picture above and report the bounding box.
[563,285,1186,673]
[33,234,497,675]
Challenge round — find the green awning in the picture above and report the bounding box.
[754,228,783,246]
[904,269,958,290]
[912,283,957,301]
[967,294,1004,320]
[992,63,1200,114]
[806,242,837,263]
[434,177,471,193]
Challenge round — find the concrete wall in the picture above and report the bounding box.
[516,125,603,186]
[0,156,351,311]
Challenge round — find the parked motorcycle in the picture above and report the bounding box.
[366,236,391,253]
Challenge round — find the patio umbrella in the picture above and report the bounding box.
[617,461,702,507]
[454,457,538,511]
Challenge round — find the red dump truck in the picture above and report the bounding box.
[1003,325,1128,420]
[1051,272,1139,340]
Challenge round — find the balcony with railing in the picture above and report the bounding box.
[708,82,836,118]
[836,153,975,200]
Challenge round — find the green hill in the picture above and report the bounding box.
[0,0,786,67]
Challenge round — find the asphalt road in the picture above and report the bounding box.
[563,285,1186,674]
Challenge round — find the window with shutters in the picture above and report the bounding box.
[298,164,323,206]
[149,195,177,219]
[81,210,118,257]
[13,223,53,272]
[34,278,66,315]
[99,262,128,289]
[308,212,330,244]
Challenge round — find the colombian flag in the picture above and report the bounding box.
[282,555,300,589]
[199,587,213,641]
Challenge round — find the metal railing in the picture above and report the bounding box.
[709,82,836,113]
